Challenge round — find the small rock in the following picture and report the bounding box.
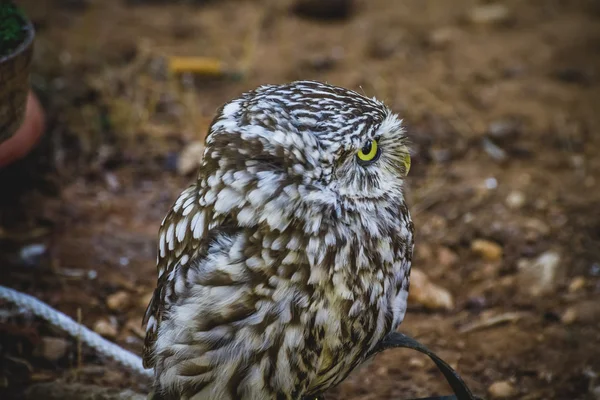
[427,27,459,48]
[471,239,503,261]
[466,296,487,312]
[437,247,459,268]
[408,268,454,310]
[471,262,500,281]
[408,357,426,368]
[487,118,521,141]
[19,244,48,267]
[484,177,498,190]
[568,276,586,293]
[467,4,511,25]
[561,300,600,325]
[292,0,355,21]
[93,319,118,339]
[103,172,121,192]
[570,154,585,170]
[505,191,526,209]
[523,218,551,242]
[488,380,515,398]
[106,291,131,312]
[34,337,69,362]
[517,251,561,297]
[561,307,577,325]
[499,275,515,288]
[523,219,550,234]
[177,141,205,176]
[482,138,507,162]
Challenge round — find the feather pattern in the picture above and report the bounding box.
[143,81,414,400]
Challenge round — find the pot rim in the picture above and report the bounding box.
[0,7,35,64]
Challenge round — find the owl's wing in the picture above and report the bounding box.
[142,184,213,368]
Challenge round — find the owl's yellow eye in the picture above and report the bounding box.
[356,139,380,165]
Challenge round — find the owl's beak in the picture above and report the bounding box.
[402,153,411,176]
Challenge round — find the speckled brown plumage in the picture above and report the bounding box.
[142,81,414,400]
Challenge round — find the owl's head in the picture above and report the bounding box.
[201,81,410,230]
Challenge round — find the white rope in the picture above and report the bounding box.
[0,285,153,381]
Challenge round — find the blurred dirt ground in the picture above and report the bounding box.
[1,0,599,399]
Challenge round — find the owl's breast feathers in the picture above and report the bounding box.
[142,178,413,398]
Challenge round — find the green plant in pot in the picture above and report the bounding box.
[0,1,44,167]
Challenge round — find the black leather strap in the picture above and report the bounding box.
[366,332,482,400]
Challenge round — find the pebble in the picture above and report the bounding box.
[467,4,511,25]
[488,118,522,141]
[34,337,69,362]
[523,218,551,242]
[482,137,508,162]
[488,380,515,398]
[106,291,131,312]
[485,177,498,190]
[408,357,426,368]
[471,262,500,282]
[408,268,454,310]
[177,141,205,176]
[561,300,600,325]
[437,246,459,267]
[103,172,121,192]
[561,307,577,325]
[505,191,526,209]
[19,243,48,267]
[523,218,550,235]
[517,251,561,297]
[428,27,459,48]
[567,276,586,293]
[466,296,487,312]
[471,239,503,261]
[93,319,118,339]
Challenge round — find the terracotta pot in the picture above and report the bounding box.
[0,6,44,167]
[0,91,45,168]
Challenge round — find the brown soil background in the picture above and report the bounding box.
[1,0,599,399]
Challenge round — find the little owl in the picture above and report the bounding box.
[143,80,414,399]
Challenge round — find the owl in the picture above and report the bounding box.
[142,80,414,399]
